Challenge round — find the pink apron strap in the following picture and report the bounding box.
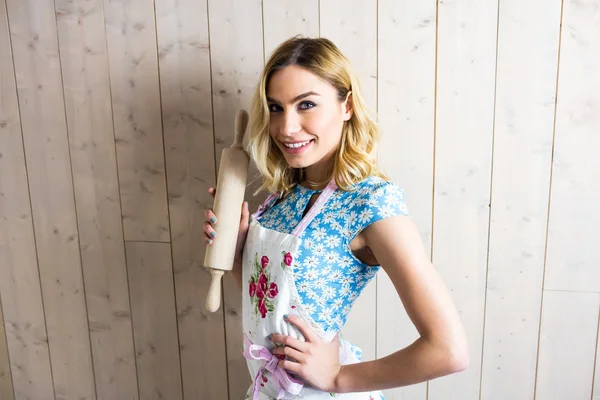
[252,192,280,220]
[291,178,337,237]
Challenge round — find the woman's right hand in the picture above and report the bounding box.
[204,187,250,266]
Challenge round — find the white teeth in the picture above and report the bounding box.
[284,140,311,149]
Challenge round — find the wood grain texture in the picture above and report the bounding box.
[5,0,96,398]
[0,1,55,397]
[263,0,319,56]
[535,290,599,399]
[54,0,139,398]
[154,0,229,398]
[125,242,182,400]
[320,0,379,363]
[102,0,170,242]
[320,0,377,112]
[376,0,436,397]
[207,1,264,398]
[0,2,598,399]
[544,0,600,293]
[0,297,14,400]
[479,0,561,398]
[429,0,498,398]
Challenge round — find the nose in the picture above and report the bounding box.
[279,109,301,137]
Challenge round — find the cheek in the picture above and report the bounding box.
[268,116,281,137]
[304,107,342,138]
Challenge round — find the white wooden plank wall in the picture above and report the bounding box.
[0,1,598,400]
[430,1,498,398]
[0,1,55,398]
[480,0,561,399]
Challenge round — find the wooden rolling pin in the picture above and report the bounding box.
[204,109,250,312]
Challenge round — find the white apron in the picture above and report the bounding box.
[241,180,385,400]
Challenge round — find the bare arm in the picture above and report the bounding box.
[334,215,469,392]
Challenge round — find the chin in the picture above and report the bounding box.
[285,159,311,169]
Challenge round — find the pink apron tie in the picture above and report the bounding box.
[243,335,304,399]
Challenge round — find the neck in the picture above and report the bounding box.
[300,158,334,189]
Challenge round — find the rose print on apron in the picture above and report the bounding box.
[248,253,280,318]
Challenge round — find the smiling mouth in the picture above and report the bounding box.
[282,140,313,149]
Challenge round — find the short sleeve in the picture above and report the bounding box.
[349,181,409,240]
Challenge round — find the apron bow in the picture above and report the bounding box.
[243,335,304,399]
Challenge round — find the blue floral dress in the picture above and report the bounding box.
[260,175,409,334]
[245,175,408,398]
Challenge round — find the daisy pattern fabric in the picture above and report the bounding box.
[259,176,409,335]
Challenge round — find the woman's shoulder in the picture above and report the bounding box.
[348,175,405,198]
[353,175,396,188]
[342,175,409,217]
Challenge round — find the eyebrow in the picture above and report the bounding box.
[266,91,321,104]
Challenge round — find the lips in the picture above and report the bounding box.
[280,139,314,154]
[282,140,313,149]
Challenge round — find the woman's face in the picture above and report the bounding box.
[266,65,352,173]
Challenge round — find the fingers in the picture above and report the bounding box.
[279,359,302,375]
[272,345,305,363]
[204,207,217,224]
[269,333,309,353]
[283,314,319,343]
[203,220,217,244]
[204,205,217,245]
[208,187,216,198]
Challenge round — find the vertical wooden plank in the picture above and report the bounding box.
[263,0,319,56]
[376,0,436,398]
[0,297,15,400]
[320,0,379,363]
[544,0,600,293]
[102,0,170,242]
[0,0,55,397]
[593,313,600,400]
[126,242,182,400]
[320,0,377,113]
[479,0,561,399]
[535,291,599,399]
[5,0,97,398]
[154,0,229,398]
[54,1,139,399]
[207,1,264,398]
[429,0,498,398]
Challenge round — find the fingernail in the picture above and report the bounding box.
[283,314,289,319]
[210,231,216,238]
[210,217,217,223]
[206,239,212,245]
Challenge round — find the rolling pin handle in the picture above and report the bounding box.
[232,109,249,149]
[206,269,225,312]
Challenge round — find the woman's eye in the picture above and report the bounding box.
[268,103,282,113]
[299,101,316,110]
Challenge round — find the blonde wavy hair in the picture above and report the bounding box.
[248,36,387,196]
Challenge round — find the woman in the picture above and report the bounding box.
[204,36,469,399]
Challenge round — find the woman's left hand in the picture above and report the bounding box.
[270,314,342,393]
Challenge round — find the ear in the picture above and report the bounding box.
[341,91,353,122]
